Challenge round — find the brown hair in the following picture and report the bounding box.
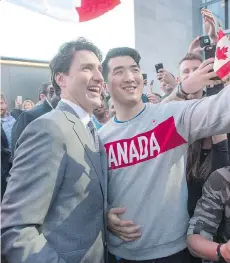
[179,53,203,66]
[186,139,211,181]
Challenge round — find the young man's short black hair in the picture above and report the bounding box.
[102,47,141,82]
[49,37,103,94]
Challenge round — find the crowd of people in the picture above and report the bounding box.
[1,8,230,263]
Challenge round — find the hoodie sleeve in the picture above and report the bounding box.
[177,86,230,144]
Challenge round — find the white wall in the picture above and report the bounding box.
[134,0,195,94]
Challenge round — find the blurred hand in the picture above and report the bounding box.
[107,207,142,241]
[220,241,230,263]
[188,36,204,54]
[156,69,178,88]
[146,93,160,104]
[182,58,218,94]
[201,8,218,44]
[143,79,148,86]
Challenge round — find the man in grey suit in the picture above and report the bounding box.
[1,37,107,263]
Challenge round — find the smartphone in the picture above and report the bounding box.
[206,83,224,96]
[150,80,154,85]
[204,45,220,80]
[199,35,211,48]
[155,63,163,73]
[204,44,216,59]
[142,73,147,80]
[141,94,149,103]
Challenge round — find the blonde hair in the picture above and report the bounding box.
[22,100,35,110]
[1,92,7,103]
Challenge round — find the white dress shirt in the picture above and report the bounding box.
[61,99,91,127]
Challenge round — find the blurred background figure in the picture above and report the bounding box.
[108,98,116,118]
[92,91,110,129]
[22,100,35,110]
[11,82,61,158]
[36,82,54,105]
[1,93,16,200]
[157,70,178,97]
[146,93,162,104]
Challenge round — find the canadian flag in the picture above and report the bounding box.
[6,0,121,23]
[214,28,230,81]
[76,0,121,22]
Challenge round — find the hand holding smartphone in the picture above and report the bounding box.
[204,45,220,81]
[155,63,163,73]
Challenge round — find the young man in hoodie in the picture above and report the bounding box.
[99,47,230,263]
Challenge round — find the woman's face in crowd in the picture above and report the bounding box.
[24,102,33,110]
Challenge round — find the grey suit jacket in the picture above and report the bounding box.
[1,101,107,263]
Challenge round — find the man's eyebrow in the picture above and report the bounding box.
[113,64,139,71]
[112,66,124,71]
[81,63,94,68]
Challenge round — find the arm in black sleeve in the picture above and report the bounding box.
[211,139,230,173]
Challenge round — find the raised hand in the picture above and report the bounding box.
[182,58,219,94]
[156,69,178,88]
[188,36,204,54]
[201,8,218,44]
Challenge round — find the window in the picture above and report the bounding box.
[201,0,229,29]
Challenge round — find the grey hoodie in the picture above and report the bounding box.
[99,86,230,260]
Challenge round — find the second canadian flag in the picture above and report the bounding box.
[214,28,230,81]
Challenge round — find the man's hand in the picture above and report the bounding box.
[107,207,142,241]
[157,69,178,88]
[182,58,218,94]
[201,8,218,44]
[146,93,161,104]
[188,36,204,54]
[220,241,230,263]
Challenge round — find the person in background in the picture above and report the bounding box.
[157,70,178,97]
[92,91,110,129]
[36,82,54,105]
[1,93,16,199]
[108,98,116,118]
[11,83,60,158]
[187,167,230,263]
[1,93,16,153]
[147,93,162,104]
[35,82,55,107]
[22,100,35,110]
[162,51,229,262]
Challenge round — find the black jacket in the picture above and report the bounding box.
[1,126,11,200]
[11,100,53,158]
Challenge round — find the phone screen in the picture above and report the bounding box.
[155,63,163,73]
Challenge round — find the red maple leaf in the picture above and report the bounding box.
[216,46,228,60]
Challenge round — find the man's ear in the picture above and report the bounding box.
[55,73,66,89]
[40,94,46,101]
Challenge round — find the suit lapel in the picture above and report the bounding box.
[56,101,105,196]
